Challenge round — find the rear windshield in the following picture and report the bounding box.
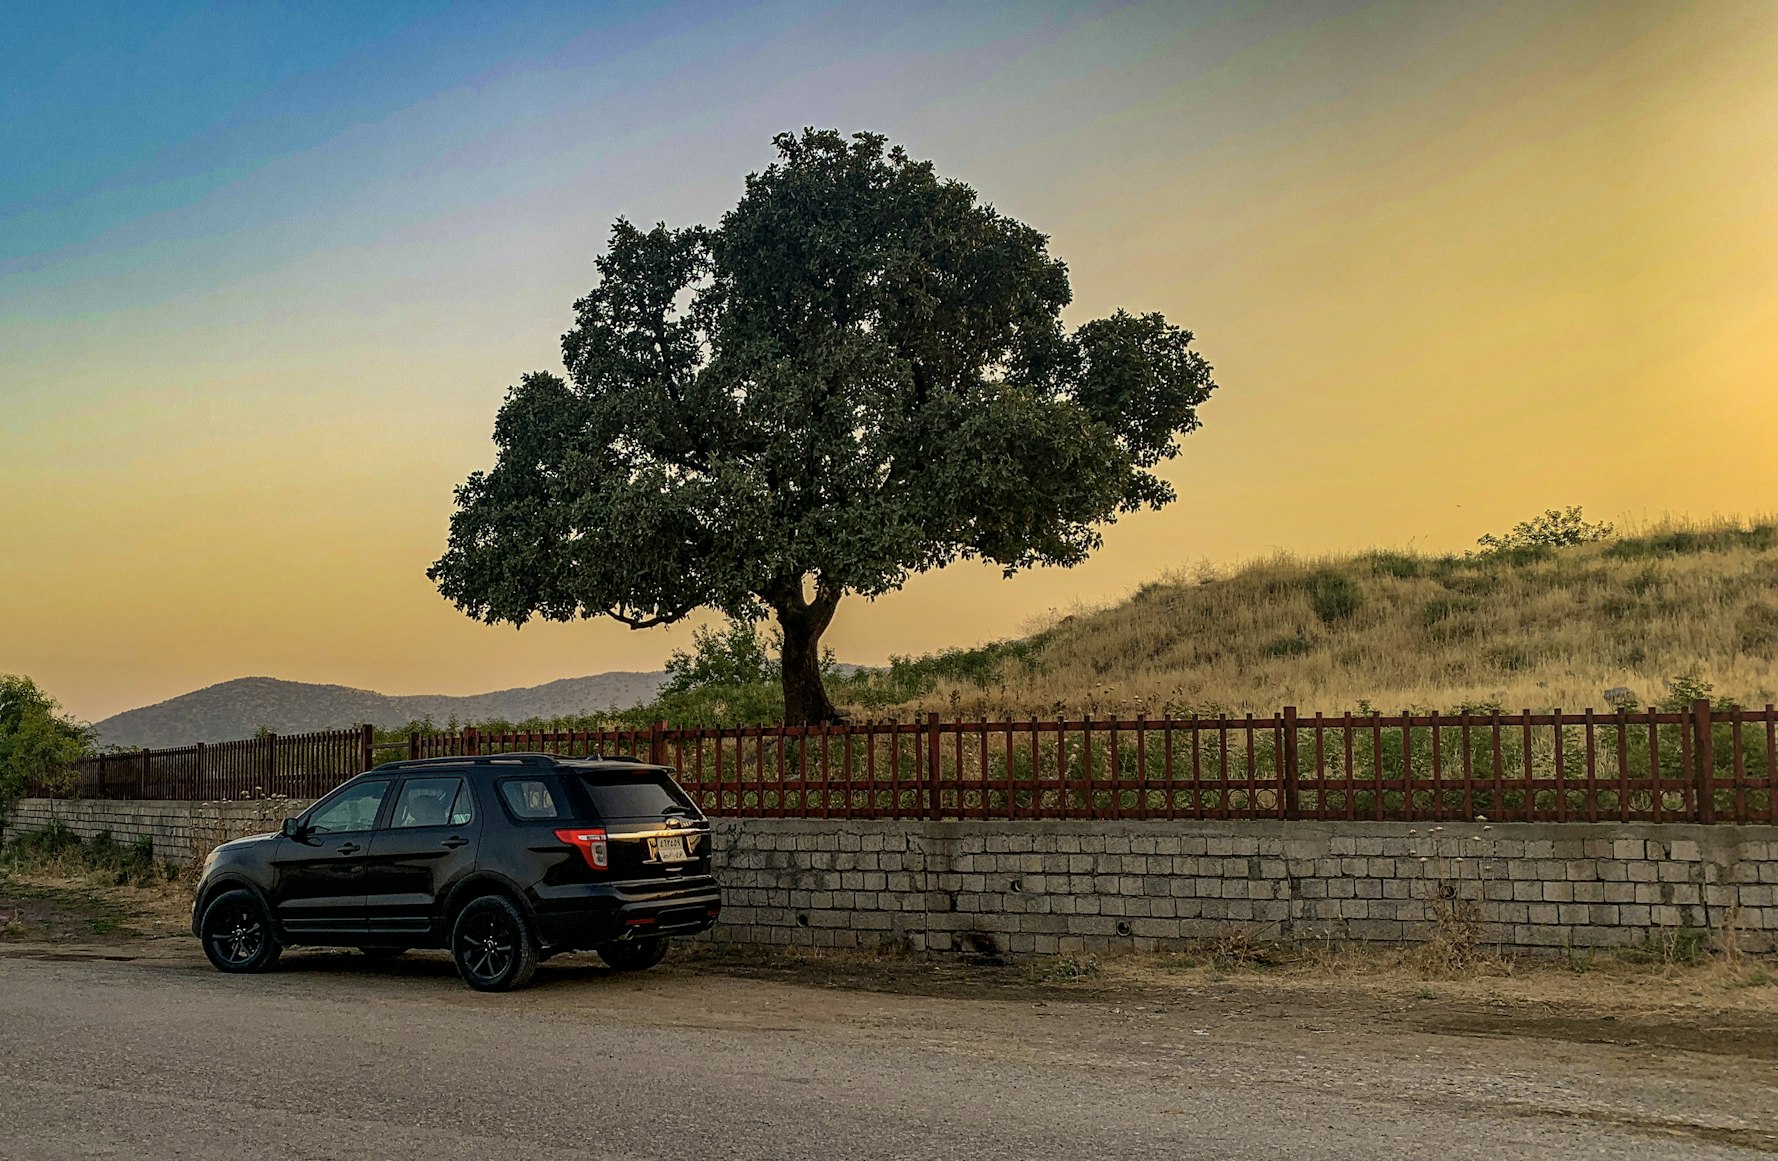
[575,770,695,820]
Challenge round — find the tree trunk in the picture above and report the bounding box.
[771,581,843,726]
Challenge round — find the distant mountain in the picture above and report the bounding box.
[93,673,669,749]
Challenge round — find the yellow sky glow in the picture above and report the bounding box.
[3,1,1774,723]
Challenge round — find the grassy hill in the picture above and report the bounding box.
[839,518,1778,720]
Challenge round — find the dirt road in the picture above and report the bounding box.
[3,939,1776,1160]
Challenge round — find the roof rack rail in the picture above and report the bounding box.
[370,753,563,772]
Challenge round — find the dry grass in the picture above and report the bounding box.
[870,515,1778,718]
[1091,938,1778,1015]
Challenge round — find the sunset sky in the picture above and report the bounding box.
[4,0,1775,724]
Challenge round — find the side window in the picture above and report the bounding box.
[391,777,471,829]
[447,782,475,827]
[499,778,562,821]
[307,781,389,835]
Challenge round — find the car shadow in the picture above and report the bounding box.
[269,947,639,990]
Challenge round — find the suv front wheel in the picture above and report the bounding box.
[451,895,539,992]
[199,889,283,974]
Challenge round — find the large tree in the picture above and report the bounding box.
[431,130,1217,724]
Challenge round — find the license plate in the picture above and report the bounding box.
[655,835,688,863]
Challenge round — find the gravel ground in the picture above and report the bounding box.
[2,939,1777,1160]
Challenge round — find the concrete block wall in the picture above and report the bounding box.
[6,798,310,866]
[705,819,1778,957]
[10,801,1775,956]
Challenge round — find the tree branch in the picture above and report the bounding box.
[605,603,696,629]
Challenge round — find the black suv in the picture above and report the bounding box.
[191,753,720,991]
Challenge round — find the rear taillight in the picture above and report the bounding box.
[554,828,609,870]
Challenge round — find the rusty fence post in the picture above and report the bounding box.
[360,724,375,773]
[1693,698,1716,823]
[1281,706,1300,820]
[464,725,479,757]
[650,720,669,767]
[925,713,942,821]
[407,731,420,761]
[263,733,277,799]
[194,741,207,801]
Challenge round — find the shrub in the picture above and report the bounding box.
[1604,523,1777,560]
[1365,551,1421,579]
[1476,506,1613,554]
[1420,596,1480,628]
[1740,602,1778,656]
[1262,631,1315,659]
[0,822,167,888]
[1307,570,1363,625]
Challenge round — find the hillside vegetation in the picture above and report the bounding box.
[839,517,1778,720]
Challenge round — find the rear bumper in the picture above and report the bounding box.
[531,876,721,948]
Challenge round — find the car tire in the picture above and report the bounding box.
[451,895,539,992]
[358,946,410,960]
[597,937,668,973]
[199,889,283,974]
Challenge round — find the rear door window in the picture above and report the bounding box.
[498,777,565,821]
[391,777,472,828]
[576,771,695,821]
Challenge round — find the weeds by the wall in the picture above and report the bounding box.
[0,821,174,887]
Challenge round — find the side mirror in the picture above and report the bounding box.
[280,818,304,839]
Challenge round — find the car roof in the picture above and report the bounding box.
[368,752,675,777]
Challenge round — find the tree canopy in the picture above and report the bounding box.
[431,129,1218,723]
[0,674,92,810]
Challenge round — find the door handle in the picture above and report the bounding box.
[336,842,362,855]
[441,836,469,849]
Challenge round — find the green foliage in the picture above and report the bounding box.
[841,637,1051,712]
[1658,672,1728,713]
[0,821,168,888]
[661,618,779,694]
[1420,596,1480,628]
[1307,569,1363,625]
[1605,523,1778,560]
[1262,630,1315,659]
[1365,551,1422,579]
[0,675,93,811]
[429,129,1217,723]
[1476,506,1614,554]
[1740,602,1778,656]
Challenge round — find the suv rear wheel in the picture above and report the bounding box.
[451,895,539,991]
[200,889,283,974]
[597,936,668,972]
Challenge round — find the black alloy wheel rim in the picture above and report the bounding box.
[208,903,265,965]
[458,910,516,982]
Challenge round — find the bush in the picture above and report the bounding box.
[839,637,1049,712]
[661,618,778,694]
[1605,523,1777,560]
[1740,602,1778,656]
[1307,570,1363,625]
[1420,596,1480,628]
[1364,551,1421,579]
[1262,630,1314,659]
[0,822,167,887]
[1476,506,1613,554]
